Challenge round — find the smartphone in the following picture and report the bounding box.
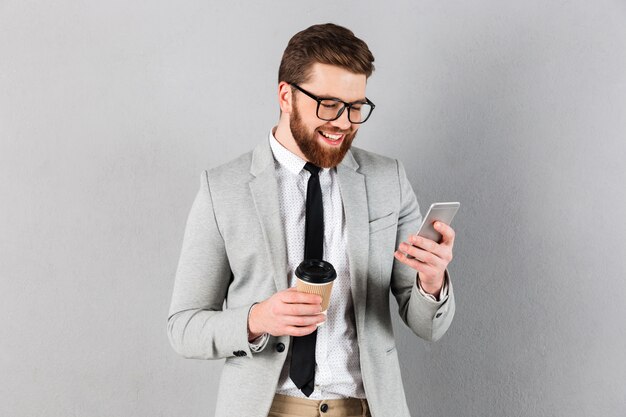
[415,202,460,243]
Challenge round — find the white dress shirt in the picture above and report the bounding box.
[251,129,448,399]
[269,131,364,399]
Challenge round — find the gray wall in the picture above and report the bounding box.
[1,1,625,416]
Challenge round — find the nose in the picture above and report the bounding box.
[330,108,352,131]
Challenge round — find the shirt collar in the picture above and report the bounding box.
[268,129,309,176]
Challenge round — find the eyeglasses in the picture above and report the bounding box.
[291,84,375,124]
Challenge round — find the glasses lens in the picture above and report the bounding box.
[348,102,373,124]
[317,99,344,121]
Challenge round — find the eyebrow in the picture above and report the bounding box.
[316,93,368,103]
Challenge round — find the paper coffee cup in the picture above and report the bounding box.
[295,259,337,313]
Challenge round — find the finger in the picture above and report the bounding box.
[280,289,323,305]
[399,242,446,269]
[407,236,453,263]
[407,235,448,260]
[286,324,319,337]
[282,303,324,316]
[394,250,432,274]
[284,313,327,327]
[394,250,444,285]
[433,222,455,247]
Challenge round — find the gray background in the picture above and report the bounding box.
[1,1,625,416]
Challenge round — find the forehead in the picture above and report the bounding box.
[303,63,367,101]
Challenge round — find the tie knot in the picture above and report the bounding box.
[304,162,321,176]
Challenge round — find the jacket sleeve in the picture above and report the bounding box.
[167,171,255,359]
[390,160,456,342]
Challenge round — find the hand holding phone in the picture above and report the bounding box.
[406,202,459,260]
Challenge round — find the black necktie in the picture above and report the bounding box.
[290,162,323,397]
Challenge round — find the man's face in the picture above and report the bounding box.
[289,63,367,168]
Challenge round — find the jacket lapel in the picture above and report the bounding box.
[248,141,289,292]
[337,150,369,336]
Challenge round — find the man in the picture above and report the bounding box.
[168,23,456,417]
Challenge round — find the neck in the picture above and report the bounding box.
[274,117,308,162]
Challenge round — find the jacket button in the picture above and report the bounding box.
[276,343,285,353]
[435,312,442,318]
[320,403,329,413]
[233,350,247,357]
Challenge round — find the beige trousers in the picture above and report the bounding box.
[268,394,371,417]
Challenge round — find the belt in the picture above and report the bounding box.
[269,393,370,417]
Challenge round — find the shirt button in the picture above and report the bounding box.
[320,403,329,413]
[275,343,285,352]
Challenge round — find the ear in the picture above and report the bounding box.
[278,81,293,114]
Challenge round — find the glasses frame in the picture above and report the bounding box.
[290,83,375,124]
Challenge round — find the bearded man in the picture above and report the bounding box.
[168,23,456,417]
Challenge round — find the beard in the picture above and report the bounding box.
[289,101,357,168]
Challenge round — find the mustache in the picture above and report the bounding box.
[317,126,352,135]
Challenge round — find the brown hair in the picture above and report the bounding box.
[278,23,375,85]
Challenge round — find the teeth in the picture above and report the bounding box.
[320,131,342,140]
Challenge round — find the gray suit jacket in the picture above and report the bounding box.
[168,139,455,417]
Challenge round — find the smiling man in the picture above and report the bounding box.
[168,23,456,417]
[276,64,367,169]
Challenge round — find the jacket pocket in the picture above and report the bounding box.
[369,212,397,234]
[385,345,397,355]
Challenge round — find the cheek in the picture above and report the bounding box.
[311,121,328,133]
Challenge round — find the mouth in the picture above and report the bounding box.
[318,130,345,146]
